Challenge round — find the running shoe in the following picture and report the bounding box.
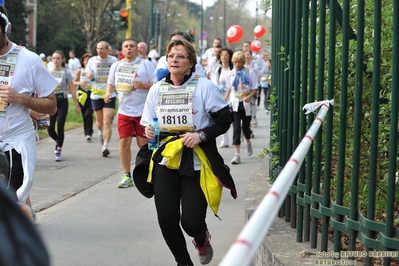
[118,173,133,188]
[192,230,213,265]
[102,146,110,157]
[231,154,241,165]
[99,134,104,145]
[219,143,229,148]
[246,142,253,156]
[85,135,92,142]
[54,150,62,162]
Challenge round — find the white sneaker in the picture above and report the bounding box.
[54,150,62,161]
[246,142,253,156]
[118,173,133,188]
[231,154,241,164]
[219,143,229,148]
[85,135,92,142]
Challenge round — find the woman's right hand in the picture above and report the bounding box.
[145,125,154,139]
[81,80,87,87]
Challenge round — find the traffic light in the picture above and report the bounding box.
[155,12,161,36]
[120,9,128,29]
[189,29,195,43]
[113,10,121,29]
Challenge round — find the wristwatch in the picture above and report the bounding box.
[198,131,207,142]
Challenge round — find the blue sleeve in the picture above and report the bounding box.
[155,68,169,81]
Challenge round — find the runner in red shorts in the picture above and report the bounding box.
[105,38,155,188]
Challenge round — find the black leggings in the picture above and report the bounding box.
[153,163,207,265]
[232,102,252,145]
[78,90,93,137]
[47,97,69,148]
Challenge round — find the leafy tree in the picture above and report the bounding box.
[70,0,121,54]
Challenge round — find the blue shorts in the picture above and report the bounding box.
[91,97,116,111]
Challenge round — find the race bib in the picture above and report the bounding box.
[49,69,65,91]
[0,46,20,116]
[155,76,200,132]
[157,91,194,132]
[95,62,112,83]
[115,60,141,93]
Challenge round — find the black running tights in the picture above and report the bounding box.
[232,102,252,145]
[47,97,68,148]
[153,163,208,265]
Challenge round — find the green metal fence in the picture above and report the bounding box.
[270,0,399,265]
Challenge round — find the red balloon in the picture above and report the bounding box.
[250,40,262,53]
[226,25,244,44]
[254,25,266,38]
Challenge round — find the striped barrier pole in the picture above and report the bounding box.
[219,99,334,266]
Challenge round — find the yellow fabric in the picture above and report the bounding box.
[91,87,106,98]
[147,138,223,215]
[146,150,157,184]
[77,90,87,106]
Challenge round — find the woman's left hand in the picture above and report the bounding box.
[75,105,81,114]
[180,132,201,148]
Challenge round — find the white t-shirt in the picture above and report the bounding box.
[0,43,59,203]
[141,74,227,130]
[68,57,81,77]
[86,55,118,100]
[154,56,205,82]
[108,58,155,117]
[48,67,73,96]
[0,44,59,135]
[141,74,228,170]
[211,67,231,96]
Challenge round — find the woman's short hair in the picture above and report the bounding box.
[80,53,92,67]
[166,39,197,73]
[232,51,245,63]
